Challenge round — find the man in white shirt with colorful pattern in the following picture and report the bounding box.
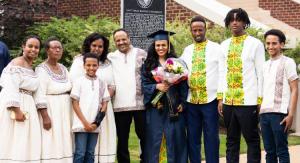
[181,16,223,163]
[218,8,265,163]
[260,29,298,163]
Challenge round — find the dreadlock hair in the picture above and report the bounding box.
[224,8,251,29]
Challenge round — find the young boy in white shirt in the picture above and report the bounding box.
[260,29,299,163]
[71,52,110,163]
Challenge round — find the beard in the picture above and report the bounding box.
[194,36,204,43]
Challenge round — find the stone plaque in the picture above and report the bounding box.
[121,0,165,50]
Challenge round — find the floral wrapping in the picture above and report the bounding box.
[150,58,188,106]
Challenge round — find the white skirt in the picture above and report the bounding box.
[40,94,73,163]
[0,93,41,163]
[95,101,117,163]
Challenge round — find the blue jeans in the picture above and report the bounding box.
[186,99,219,163]
[73,132,99,163]
[260,113,290,163]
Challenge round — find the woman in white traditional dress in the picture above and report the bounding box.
[35,37,73,163]
[0,35,42,163]
[69,32,116,163]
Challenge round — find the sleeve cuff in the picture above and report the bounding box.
[6,101,20,108]
[70,94,79,100]
[257,97,263,105]
[36,103,47,110]
[108,84,116,91]
[102,96,111,102]
[217,92,223,100]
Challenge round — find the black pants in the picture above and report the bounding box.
[223,105,261,163]
[114,110,146,163]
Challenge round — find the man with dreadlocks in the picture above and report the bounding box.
[218,8,265,163]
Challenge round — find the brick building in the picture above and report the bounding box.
[259,0,300,29]
[32,0,197,22]
[30,0,300,30]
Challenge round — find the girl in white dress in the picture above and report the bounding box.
[0,36,42,163]
[35,37,73,163]
[69,32,116,162]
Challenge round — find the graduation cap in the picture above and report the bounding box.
[147,30,176,53]
[147,30,175,41]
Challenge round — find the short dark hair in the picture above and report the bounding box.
[82,32,109,63]
[264,29,286,44]
[224,8,251,29]
[83,52,100,64]
[44,36,61,50]
[20,35,42,56]
[113,28,129,39]
[190,15,206,27]
[22,35,41,46]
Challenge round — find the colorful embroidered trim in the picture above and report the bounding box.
[189,40,208,104]
[257,97,263,105]
[225,35,247,105]
[217,92,223,100]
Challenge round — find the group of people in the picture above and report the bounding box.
[0,7,298,163]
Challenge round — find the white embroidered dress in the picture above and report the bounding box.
[69,55,116,162]
[35,63,73,163]
[0,64,41,163]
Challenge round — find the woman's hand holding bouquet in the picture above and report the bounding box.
[151,58,188,107]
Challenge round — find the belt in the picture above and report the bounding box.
[19,89,33,96]
[47,92,70,96]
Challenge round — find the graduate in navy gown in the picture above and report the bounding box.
[141,30,188,163]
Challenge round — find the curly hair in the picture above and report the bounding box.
[264,29,286,44]
[143,41,177,77]
[82,32,109,63]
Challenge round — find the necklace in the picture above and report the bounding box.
[46,61,62,74]
[22,56,32,67]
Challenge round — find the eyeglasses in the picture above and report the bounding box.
[50,46,63,50]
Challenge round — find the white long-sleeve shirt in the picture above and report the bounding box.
[180,40,224,104]
[219,35,265,106]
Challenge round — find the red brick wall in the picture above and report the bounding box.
[57,0,120,19]
[166,0,198,21]
[259,0,300,29]
[33,0,198,22]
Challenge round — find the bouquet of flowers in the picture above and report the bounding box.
[151,58,188,107]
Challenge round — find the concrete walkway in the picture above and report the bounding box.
[204,145,300,163]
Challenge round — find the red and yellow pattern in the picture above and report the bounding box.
[189,40,208,104]
[225,35,247,105]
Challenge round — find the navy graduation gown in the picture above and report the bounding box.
[141,64,188,163]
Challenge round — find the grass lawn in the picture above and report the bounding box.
[126,124,300,162]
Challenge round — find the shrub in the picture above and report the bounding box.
[26,15,119,67]
[167,19,265,55]
[285,43,300,72]
[24,15,298,70]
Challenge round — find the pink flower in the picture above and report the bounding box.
[166,58,173,65]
